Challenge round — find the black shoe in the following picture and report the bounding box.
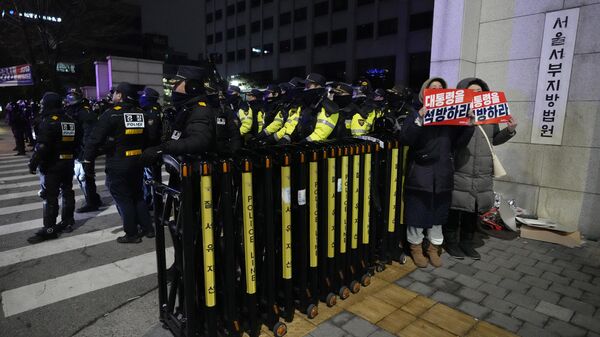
[138,228,155,238]
[459,242,481,260]
[117,235,142,244]
[76,204,100,213]
[27,232,58,244]
[15,152,26,156]
[444,242,466,259]
[56,221,74,233]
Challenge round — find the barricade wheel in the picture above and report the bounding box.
[326,293,337,307]
[360,274,371,287]
[399,253,407,265]
[273,322,287,337]
[375,263,386,273]
[350,280,361,294]
[306,304,318,319]
[339,286,350,300]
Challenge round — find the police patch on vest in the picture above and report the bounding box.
[123,113,145,128]
[61,122,76,136]
[171,130,182,140]
[358,119,365,126]
[216,117,226,125]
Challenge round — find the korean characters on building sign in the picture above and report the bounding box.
[531,8,579,145]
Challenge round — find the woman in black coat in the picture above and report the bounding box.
[399,78,475,268]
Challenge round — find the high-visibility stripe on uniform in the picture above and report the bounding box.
[125,149,142,157]
[306,107,339,142]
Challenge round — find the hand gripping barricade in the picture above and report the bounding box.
[149,137,408,337]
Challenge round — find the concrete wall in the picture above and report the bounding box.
[431,0,600,239]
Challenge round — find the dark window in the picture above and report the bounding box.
[263,16,274,30]
[251,47,262,58]
[314,1,329,17]
[206,34,214,44]
[314,32,328,47]
[294,36,306,50]
[227,28,235,40]
[280,12,291,26]
[332,0,348,12]
[237,1,246,13]
[210,53,223,64]
[251,0,261,7]
[251,20,261,33]
[237,25,246,37]
[409,11,434,31]
[237,49,246,60]
[206,13,213,23]
[226,4,235,16]
[331,28,347,44]
[378,18,398,36]
[263,43,273,55]
[356,23,374,40]
[279,39,291,53]
[215,32,223,42]
[294,7,307,22]
[226,51,236,62]
[357,0,374,5]
[215,9,222,20]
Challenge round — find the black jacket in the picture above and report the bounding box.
[400,109,474,194]
[163,97,215,155]
[65,104,97,160]
[30,108,77,172]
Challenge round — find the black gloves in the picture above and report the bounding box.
[140,145,164,166]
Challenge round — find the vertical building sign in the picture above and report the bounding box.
[531,8,579,145]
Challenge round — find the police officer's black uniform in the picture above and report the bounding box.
[139,87,163,208]
[65,89,103,212]
[84,83,154,243]
[27,92,77,244]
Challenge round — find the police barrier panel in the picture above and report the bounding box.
[151,137,407,337]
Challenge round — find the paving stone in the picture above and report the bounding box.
[331,311,355,327]
[535,261,563,274]
[495,267,523,281]
[474,270,503,285]
[517,322,558,337]
[516,264,543,277]
[485,311,522,332]
[572,313,600,334]
[491,257,520,269]
[489,249,513,260]
[430,290,462,306]
[593,276,600,286]
[505,291,539,310]
[340,316,378,337]
[512,305,549,327]
[456,257,476,265]
[527,286,561,304]
[528,251,554,263]
[582,265,600,278]
[510,247,532,258]
[502,278,531,294]
[558,297,596,316]
[573,280,600,295]
[472,260,498,272]
[430,277,461,293]
[547,249,574,260]
[520,275,552,289]
[457,300,491,319]
[431,267,459,280]
[454,274,483,289]
[563,269,594,283]
[457,287,486,303]
[554,259,582,271]
[541,271,571,285]
[535,301,574,322]
[450,262,478,276]
[478,283,509,299]
[409,269,434,283]
[482,295,517,314]
[309,321,347,337]
[550,283,584,299]
[545,318,587,337]
[407,281,435,297]
[588,331,600,337]
[367,329,395,337]
[394,277,413,288]
[581,292,600,308]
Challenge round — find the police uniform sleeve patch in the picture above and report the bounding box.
[61,122,76,136]
[216,117,226,125]
[171,130,182,140]
[51,115,58,121]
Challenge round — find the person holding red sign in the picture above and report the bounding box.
[400,78,475,268]
[445,78,517,260]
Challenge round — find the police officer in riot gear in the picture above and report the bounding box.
[65,88,103,213]
[140,65,217,163]
[84,83,154,243]
[138,87,163,208]
[256,84,286,142]
[291,73,328,142]
[27,92,77,243]
[303,81,349,142]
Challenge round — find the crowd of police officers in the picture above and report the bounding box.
[14,65,412,244]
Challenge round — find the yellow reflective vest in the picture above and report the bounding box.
[306,107,339,142]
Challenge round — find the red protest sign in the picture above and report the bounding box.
[472,91,511,125]
[423,89,474,126]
